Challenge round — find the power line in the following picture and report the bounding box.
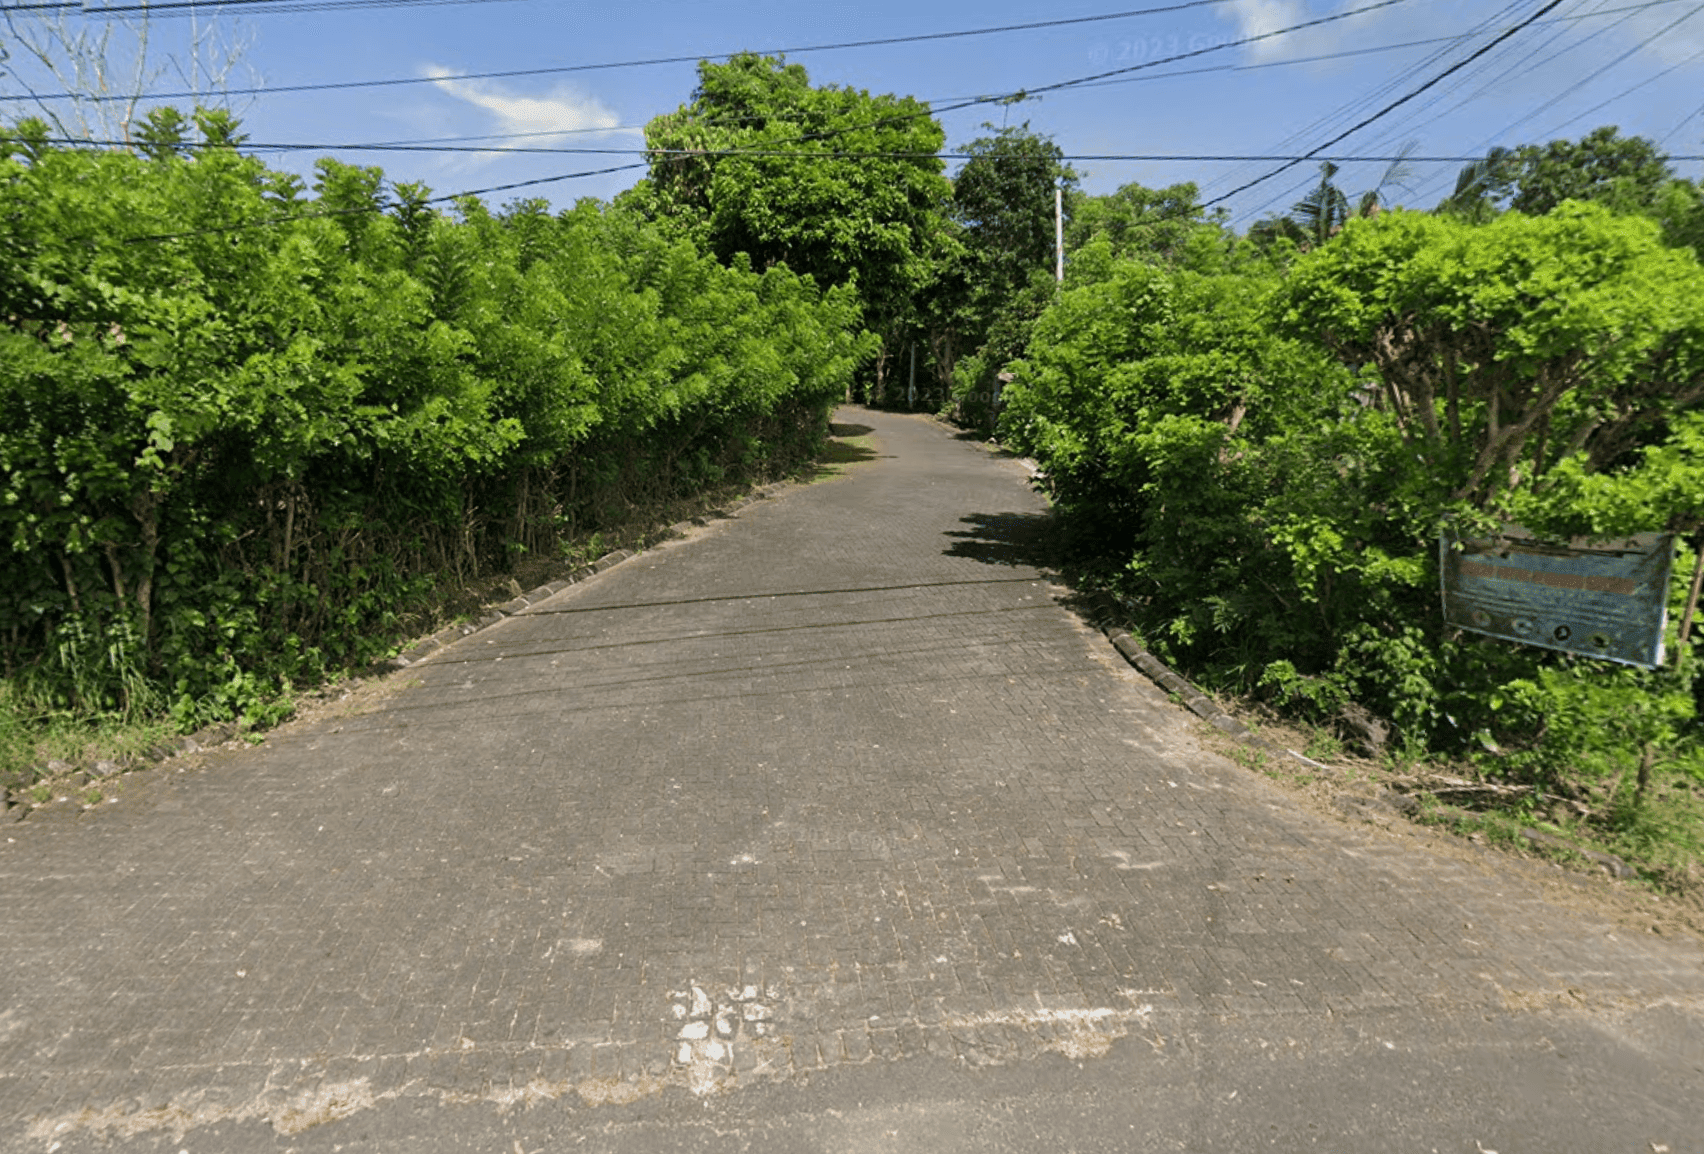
[303,31,1552,154]
[3,0,530,14]
[1012,0,1417,99]
[1206,0,1522,211]
[293,25,1558,155]
[125,160,648,243]
[1231,0,1538,222]
[70,0,1648,242]
[51,134,1640,161]
[420,0,1430,198]
[1486,1,1704,142]
[0,0,1245,103]
[1543,39,1704,137]
[1204,0,1574,210]
[1397,0,1704,207]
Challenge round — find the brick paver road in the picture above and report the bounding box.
[3,408,1702,1153]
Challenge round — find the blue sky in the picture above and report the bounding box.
[5,0,1704,230]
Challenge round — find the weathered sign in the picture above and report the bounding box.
[1439,527,1674,668]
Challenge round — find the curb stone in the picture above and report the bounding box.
[7,720,244,825]
[1081,592,1254,739]
[1079,593,1321,774]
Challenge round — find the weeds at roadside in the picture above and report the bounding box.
[1,454,823,786]
[0,682,177,784]
[1192,697,1704,940]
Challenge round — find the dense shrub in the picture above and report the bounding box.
[0,113,874,731]
[1000,206,1704,795]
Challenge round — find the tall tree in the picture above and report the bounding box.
[952,123,1075,306]
[623,52,954,394]
[1066,180,1228,267]
[1506,125,1671,216]
[1251,153,1415,251]
[930,124,1075,413]
[1435,146,1519,221]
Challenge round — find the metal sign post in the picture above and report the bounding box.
[1679,537,1704,649]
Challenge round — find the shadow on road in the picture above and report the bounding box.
[829,422,874,437]
[943,512,1058,569]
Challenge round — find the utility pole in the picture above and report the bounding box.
[1055,186,1064,284]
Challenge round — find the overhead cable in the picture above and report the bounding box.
[0,0,1244,102]
[1204,0,1573,209]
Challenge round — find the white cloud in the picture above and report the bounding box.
[1220,0,1431,65]
[1225,0,1309,41]
[424,64,638,147]
[1223,0,1333,62]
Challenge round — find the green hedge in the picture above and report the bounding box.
[0,112,875,729]
[999,208,1704,796]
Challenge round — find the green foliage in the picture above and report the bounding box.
[1066,180,1231,267]
[936,124,1075,421]
[1251,155,1414,252]
[1507,126,1673,217]
[0,110,872,746]
[1435,146,1520,222]
[951,123,1074,306]
[1431,128,1673,220]
[623,52,951,368]
[1001,200,1704,802]
[1275,204,1704,512]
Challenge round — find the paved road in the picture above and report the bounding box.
[3,408,1702,1153]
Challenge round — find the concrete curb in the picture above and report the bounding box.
[1077,592,1324,767]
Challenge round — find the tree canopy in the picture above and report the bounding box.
[623,53,954,352]
[1436,127,1673,219]
[1507,125,1672,216]
[1066,179,1226,266]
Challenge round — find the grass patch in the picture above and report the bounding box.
[0,682,177,782]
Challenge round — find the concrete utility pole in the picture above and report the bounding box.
[1055,186,1064,284]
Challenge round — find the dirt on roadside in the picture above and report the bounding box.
[1193,707,1704,948]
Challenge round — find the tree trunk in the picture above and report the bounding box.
[132,489,159,655]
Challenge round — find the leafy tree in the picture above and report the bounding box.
[998,245,1344,563]
[1432,129,1672,221]
[1002,202,1704,778]
[951,123,1074,306]
[1276,204,1704,512]
[1647,177,1704,260]
[1066,179,1231,269]
[1506,125,1672,216]
[0,110,873,730]
[933,124,1073,417]
[1435,145,1519,221]
[623,52,953,389]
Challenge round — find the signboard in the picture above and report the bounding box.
[1439,527,1674,668]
